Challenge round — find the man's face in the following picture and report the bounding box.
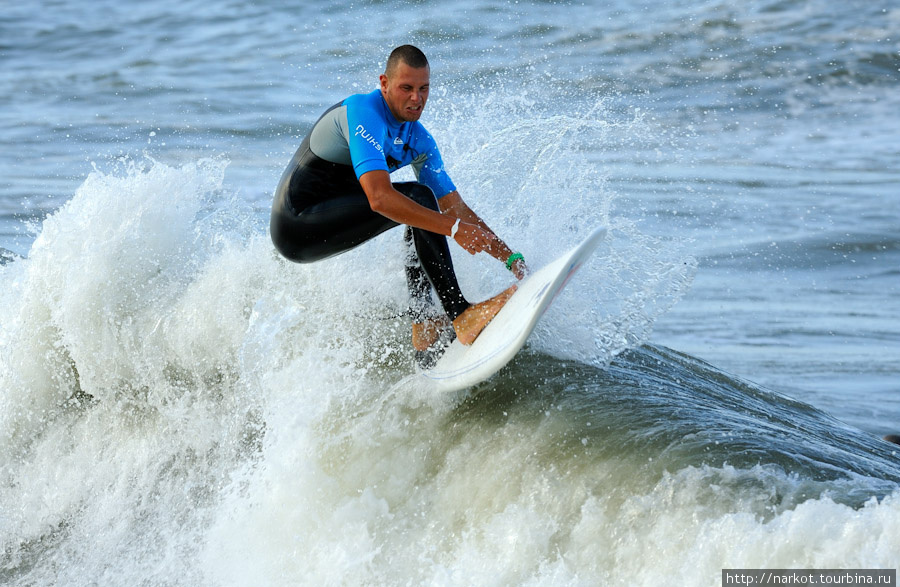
[380,62,430,123]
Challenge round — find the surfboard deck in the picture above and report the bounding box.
[422,226,607,392]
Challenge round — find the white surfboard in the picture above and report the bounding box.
[422,226,607,392]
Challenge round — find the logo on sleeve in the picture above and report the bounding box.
[354,125,383,154]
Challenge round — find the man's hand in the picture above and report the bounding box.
[509,257,527,280]
[440,191,528,278]
[453,221,498,255]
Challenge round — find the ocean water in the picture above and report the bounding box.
[2,0,899,585]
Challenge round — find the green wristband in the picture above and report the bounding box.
[505,252,524,270]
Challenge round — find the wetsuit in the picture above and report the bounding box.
[270,89,470,321]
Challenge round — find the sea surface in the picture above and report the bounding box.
[2,0,899,585]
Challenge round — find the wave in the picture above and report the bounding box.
[4,335,898,585]
[1,149,896,584]
[0,248,15,265]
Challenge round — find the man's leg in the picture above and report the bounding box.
[271,191,395,263]
[403,225,452,353]
[394,183,517,352]
[393,183,469,319]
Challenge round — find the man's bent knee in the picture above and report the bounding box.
[395,182,439,212]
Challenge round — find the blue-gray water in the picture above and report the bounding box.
[2,1,899,585]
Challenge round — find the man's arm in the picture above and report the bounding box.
[358,170,496,256]
[438,190,527,279]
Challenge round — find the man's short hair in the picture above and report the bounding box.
[385,45,429,75]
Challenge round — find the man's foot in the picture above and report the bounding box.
[412,315,452,351]
[452,284,518,345]
[412,315,456,370]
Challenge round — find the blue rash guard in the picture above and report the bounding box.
[308,89,457,198]
[269,88,471,327]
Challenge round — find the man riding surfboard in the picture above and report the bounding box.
[270,45,527,366]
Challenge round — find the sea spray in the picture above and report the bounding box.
[0,157,269,584]
[425,92,698,366]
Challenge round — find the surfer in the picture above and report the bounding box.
[270,44,527,364]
